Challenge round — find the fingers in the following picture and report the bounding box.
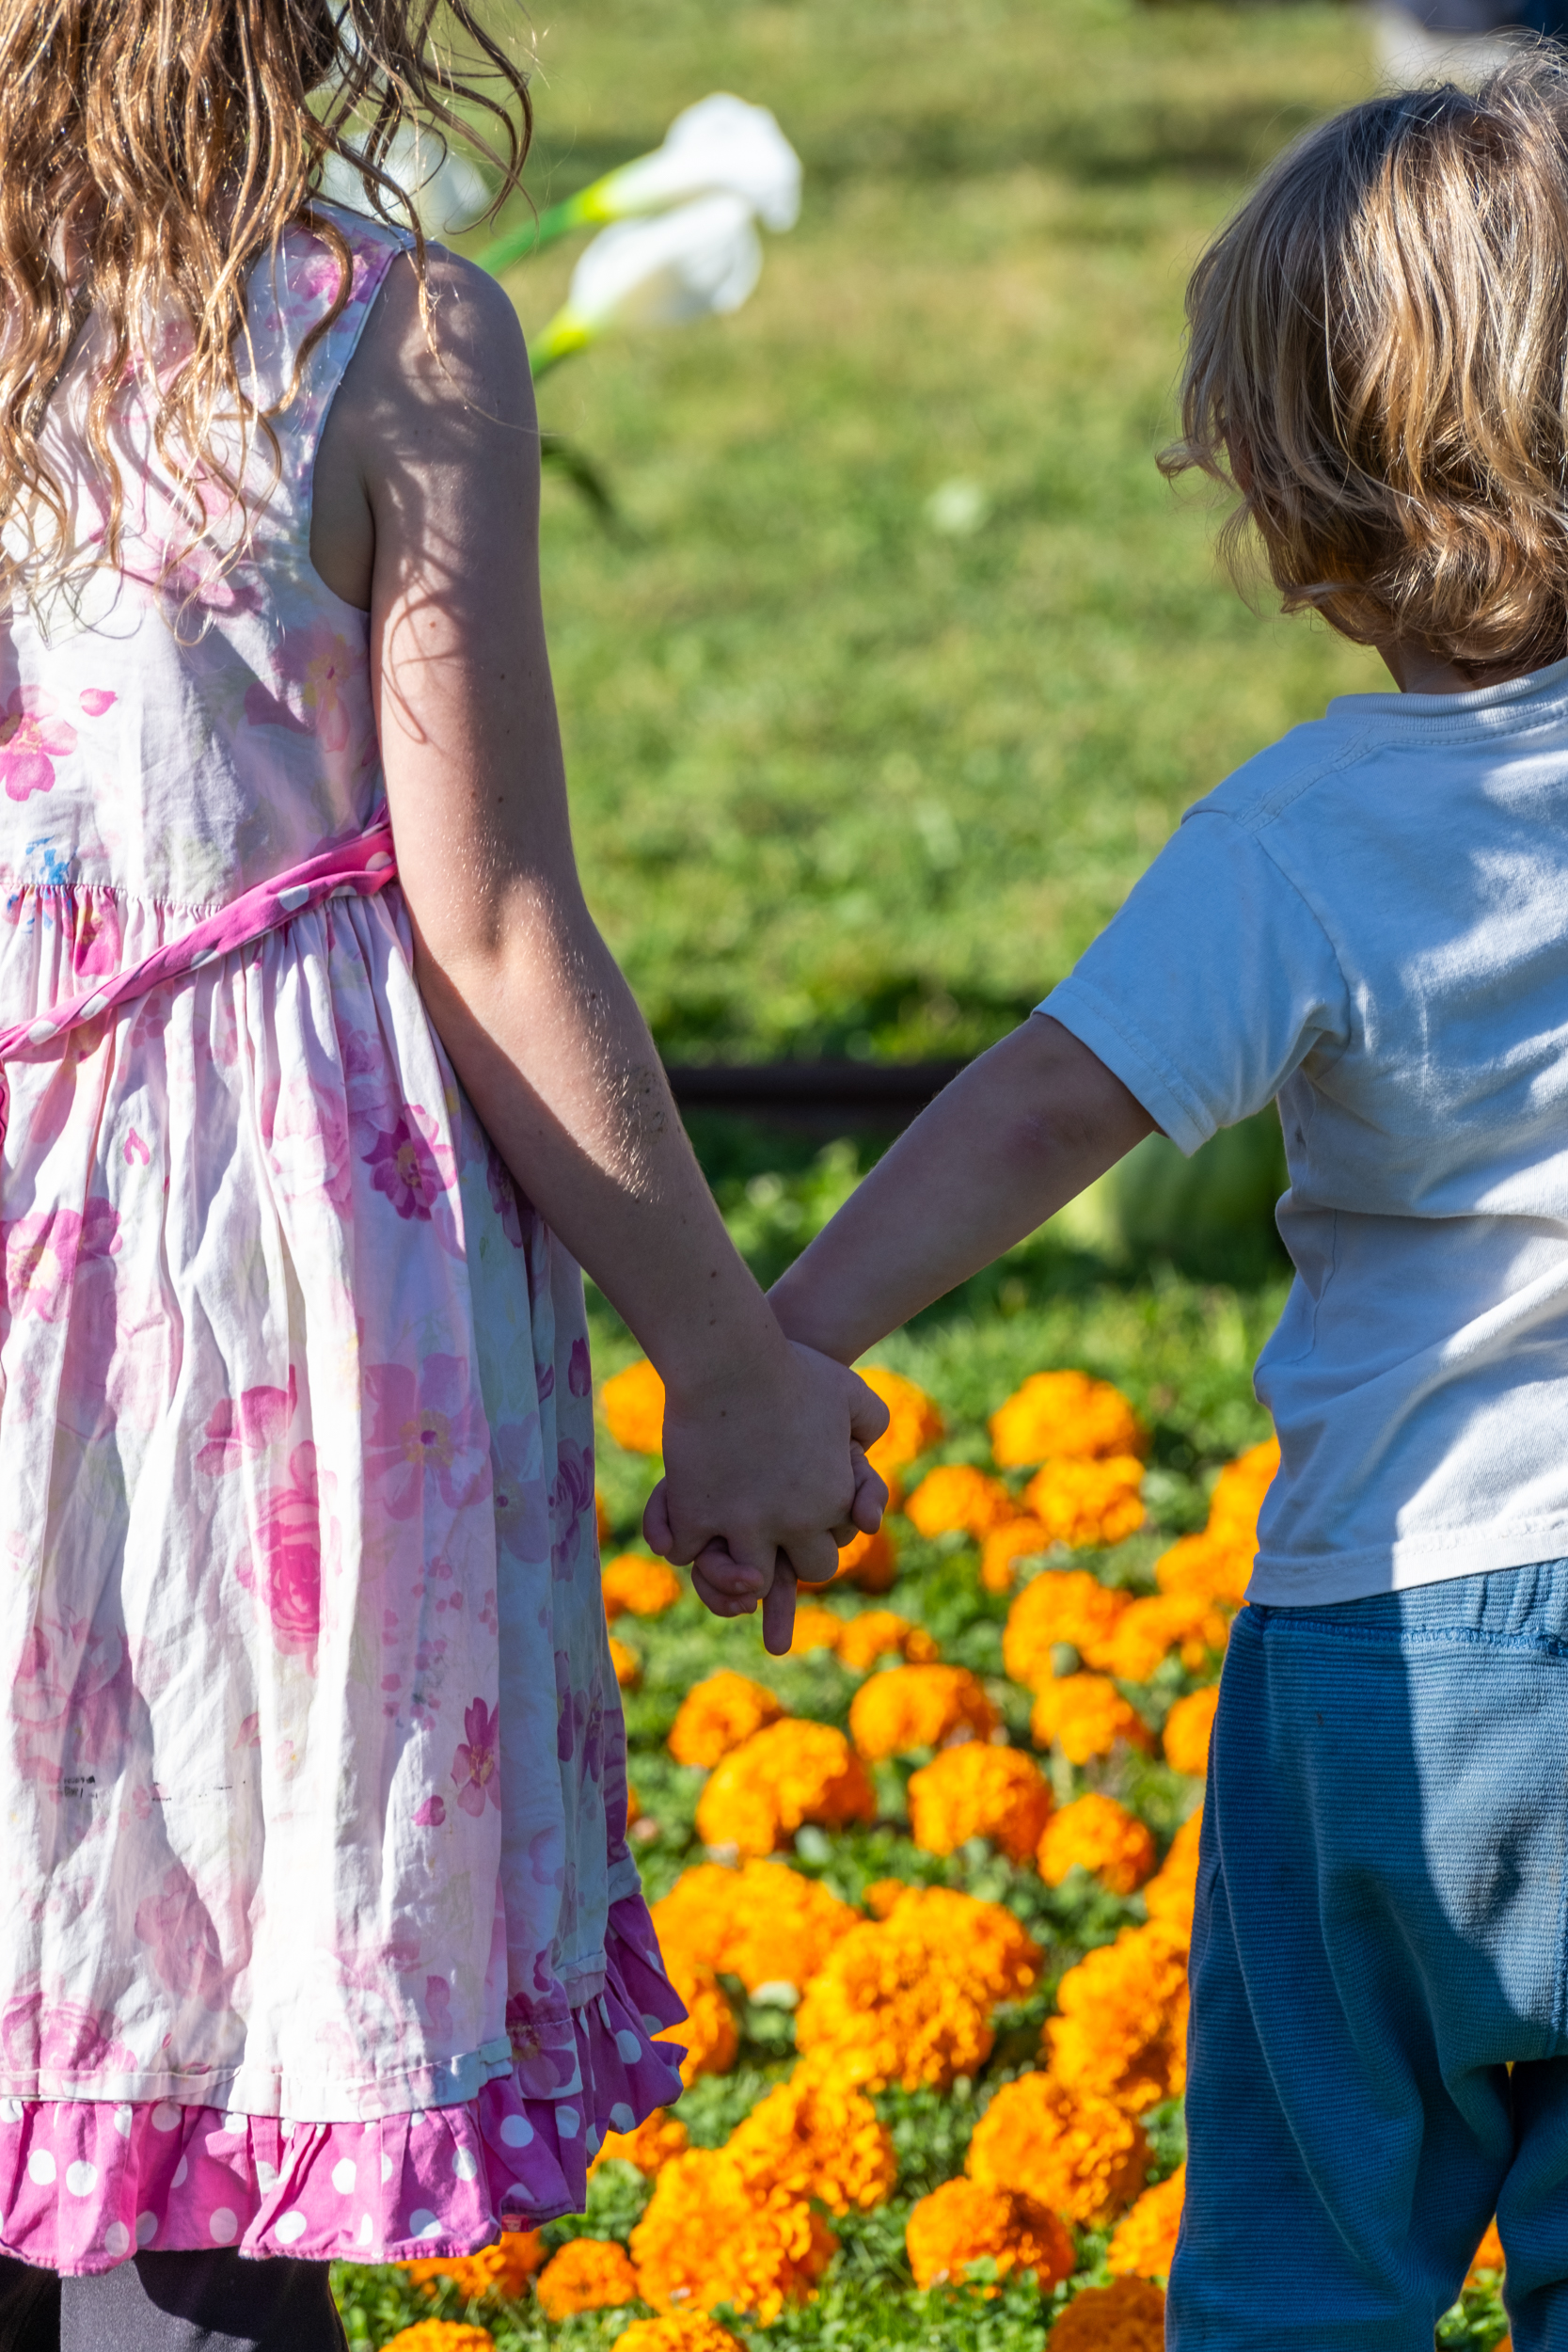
[785,1528,840,1589]
[850,1446,890,1534]
[692,1538,774,1621]
[846,1367,892,1452]
[641,1480,682,1562]
[762,1563,798,1656]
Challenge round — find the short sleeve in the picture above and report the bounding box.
[1037,809,1352,1156]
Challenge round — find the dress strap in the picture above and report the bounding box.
[0,814,398,1157]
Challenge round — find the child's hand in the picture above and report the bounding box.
[641,1343,888,1652]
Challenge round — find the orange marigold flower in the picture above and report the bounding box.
[904,1464,1016,1540]
[654,1949,738,2086]
[794,1890,1039,2093]
[609,1635,641,1690]
[968,2073,1148,2225]
[1108,2166,1185,2281]
[1468,2217,1505,2280]
[611,2314,745,2352]
[1030,1675,1153,1764]
[789,1605,847,1654]
[1050,2277,1166,2351]
[879,1886,1042,2007]
[980,1518,1053,1596]
[404,2233,544,2303]
[1101,1595,1228,1682]
[800,1524,899,1594]
[726,2058,897,2214]
[652,1860,858,1995]
[668,1672,784,1769]
[591,2107,689,2178]
[601,1359,667,1455]
[602,1554,683,1619]
[626,1781,641,1829]
[535,2238,641,2319]
[848,1663,997,1760]
[1206,1437,1279,1546]
[1143,1811,1203,1943]
[1022,1456,1147,1549]
[1163,1686,1219,1777]
[695,1720,876,1858]
[1044,1923,1190,2112]
[905,2178,1075,2295]
[990,1370,1148,1470]
[1153,1531,1250,1608]
[630,2147,836,2322]
[1003,1571,1131,1690]
[860,1366,944,1493]
[1038,1793,1156,1895]
[835,1611,939,1671]
[382,2328,498,2352]
[863,1877,907,1918]
[908,1741,1052,1865]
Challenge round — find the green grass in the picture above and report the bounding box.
[454,0,1387,1063]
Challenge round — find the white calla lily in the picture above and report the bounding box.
[320,126,490,238]
[530,193,763,375]
[478,93,800,276]
[588,94,801,233]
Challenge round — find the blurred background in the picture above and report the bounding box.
[444,0,1396,1295]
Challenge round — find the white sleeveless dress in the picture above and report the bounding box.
[0,203,682,2276]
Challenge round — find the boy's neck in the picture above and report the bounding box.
[1378,637,1542,697]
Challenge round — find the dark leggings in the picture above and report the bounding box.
[0,2250,347,2351]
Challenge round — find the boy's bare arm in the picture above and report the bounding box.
[768,1014,1157,1362]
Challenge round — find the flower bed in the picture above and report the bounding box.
[334,1349,1509,2352]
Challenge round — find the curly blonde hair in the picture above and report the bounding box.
[1162,56,1568,675]
[0,0,530,589]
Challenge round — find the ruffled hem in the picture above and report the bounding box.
[0,1899,686,2276]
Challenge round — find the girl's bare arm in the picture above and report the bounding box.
[312,248,885,1600]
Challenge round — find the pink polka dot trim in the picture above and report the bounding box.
[0,1900,685,2276]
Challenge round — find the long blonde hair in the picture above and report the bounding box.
[0,0,531,586]
[1163,55,1568,675]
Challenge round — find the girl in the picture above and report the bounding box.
[679,55,1568,2352]
[0,1,886,2344]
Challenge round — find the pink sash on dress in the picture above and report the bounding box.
[0,812,398,1156]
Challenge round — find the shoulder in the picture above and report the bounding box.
[1184,711,1371,841]
[332,240,535,445]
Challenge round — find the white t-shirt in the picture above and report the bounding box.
[1040,656,1568,1605]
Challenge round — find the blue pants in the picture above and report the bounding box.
[1171,1561,1568,2349]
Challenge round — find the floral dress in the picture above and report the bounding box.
[0,204,683,2276]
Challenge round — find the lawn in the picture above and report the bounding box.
[467,0,1386,1064]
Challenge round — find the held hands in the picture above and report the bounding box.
[642,1339,889,1656]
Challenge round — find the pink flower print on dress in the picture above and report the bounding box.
[363,1108,445,1221]
[78,689,116,718]
[0,1993,139,2078]
[134,1865,231,2009]
[491,1416,547,1565]
[361,1353,492,1522]
[451,1697,501,1817]
[243,626,366,753]
[198,1367,298,1475]
[484,1136,531,1248]
[568,1338,592,1399]
[549,1438,595,1581]
[555,1649,583,1764]
[3,1198,119,1323]
[413,1795,446,1828]
[71,890,122,978]
[264,1073,355,1214]
[0,686,76,801]
[247,1441,338,1663]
